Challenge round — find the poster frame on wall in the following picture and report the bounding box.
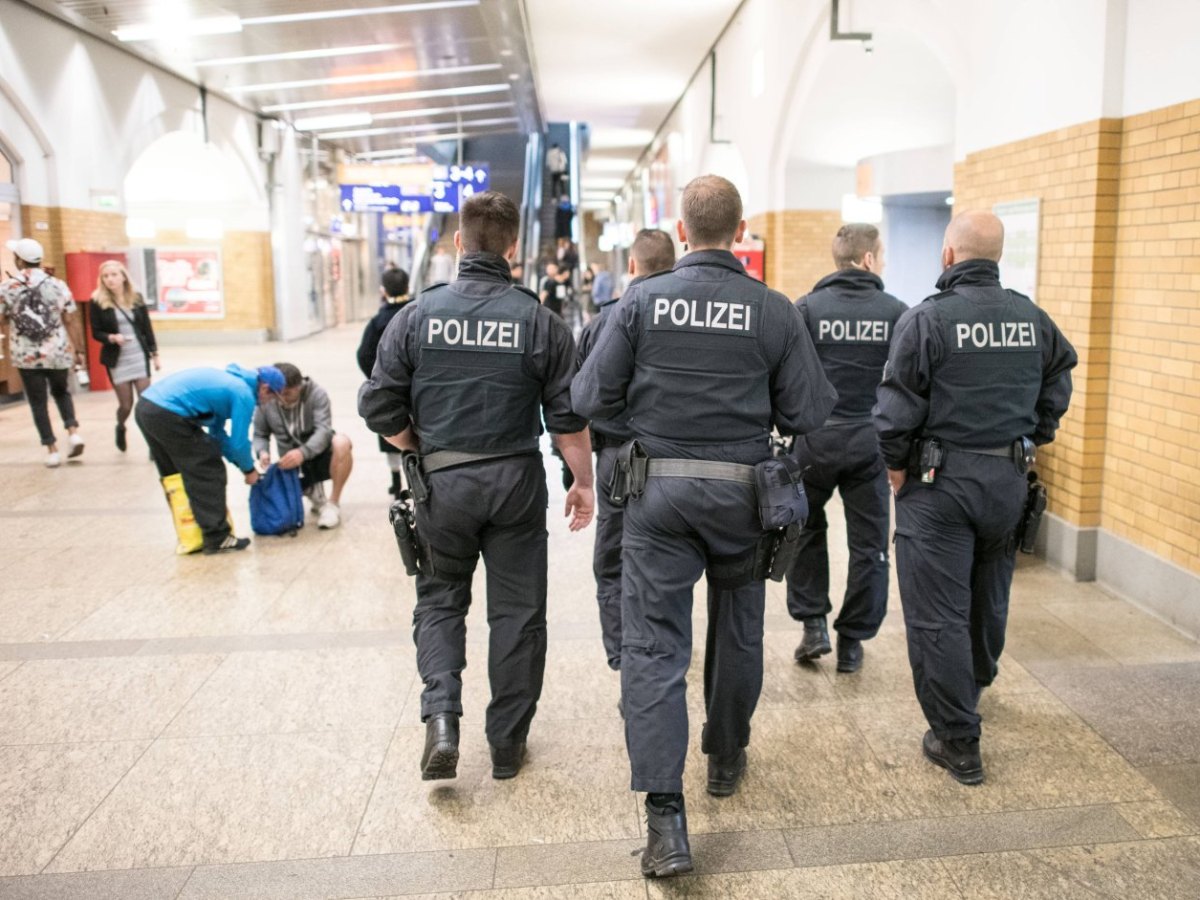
[145,246,225,320]
[992,198,1040,305]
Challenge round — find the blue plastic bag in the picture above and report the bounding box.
[249,463,305,536]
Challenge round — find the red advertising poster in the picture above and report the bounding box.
[152,247,224,319]
[733,237,766,282]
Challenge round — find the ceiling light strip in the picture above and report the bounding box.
[195,44,400,68]
[321,116,519,139]
[264,83,510,114]
[233,63,501,95]
[242,1,478,27]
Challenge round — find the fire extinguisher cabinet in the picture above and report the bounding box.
[65,251,128,392]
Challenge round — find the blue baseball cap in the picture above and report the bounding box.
[257,365,286,394]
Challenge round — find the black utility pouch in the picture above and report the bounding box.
[402,451,430,504]
[389,492,425,576]
[610,440,647,506]
[754,455,808,531]
[1014,436,1037,476]
[918,439,944,484]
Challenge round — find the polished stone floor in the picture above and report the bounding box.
[1,326,1198,899]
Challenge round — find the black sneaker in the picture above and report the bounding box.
[706,748,747,797]
[642,795,693,878]
[836,635,863,673]
[922,730,984,785]
[490,741,527,780]
[420,713,460,781]
[794,616,831,662]
[202,535,251,555]
[115,424,127,452]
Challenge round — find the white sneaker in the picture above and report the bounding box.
[317,502,340,529]
[67,434,85,459]
[44,451,61,468]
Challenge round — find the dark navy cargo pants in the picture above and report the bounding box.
[592,445,624,671]
[412,454,548,750]
[786,423,890,639]
[893,450,1026,741]
[621,475,765,794]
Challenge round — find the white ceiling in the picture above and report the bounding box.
[525,0,741,201]
[787,27,955,169]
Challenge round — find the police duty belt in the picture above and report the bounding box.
[646,459,756,484]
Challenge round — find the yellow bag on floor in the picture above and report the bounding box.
[161,474,233,555]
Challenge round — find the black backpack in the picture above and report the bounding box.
[10,278,59,342]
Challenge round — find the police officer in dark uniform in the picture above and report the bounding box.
[575,228,676,679]
[874,210,1076,785]
[789,224,907,673]
[359,191,595,783]
[573,175,835,878]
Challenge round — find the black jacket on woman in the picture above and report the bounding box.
[90,297,158,374]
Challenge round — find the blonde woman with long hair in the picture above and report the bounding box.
[90,260,160,451]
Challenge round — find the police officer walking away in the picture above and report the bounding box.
[874,210,1076,785]
[789,224,907,674]
[573,175,835,877]
[359,191,595,783]
[575,228,676,681]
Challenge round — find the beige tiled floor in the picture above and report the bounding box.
[0,326,1198,898]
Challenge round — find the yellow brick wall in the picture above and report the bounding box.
[1105,99,1200,571]
[130,229,275,333]
[748,209,842,299]
[953,119,1123,528]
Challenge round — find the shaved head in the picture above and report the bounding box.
[944,211,1005,263]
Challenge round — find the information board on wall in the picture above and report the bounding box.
[148,247,224,319]
[993,198,1040,304]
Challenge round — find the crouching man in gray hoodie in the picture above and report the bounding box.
[253,361,353,528]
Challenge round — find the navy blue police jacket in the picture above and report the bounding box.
[358,252,586,454]
[573,276,655,447]
[798,269,907,420]
[873,258,1077,470]
[571,249,836,466]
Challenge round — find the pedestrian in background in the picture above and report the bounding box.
[90,259,160,452]
[0,238,85,466]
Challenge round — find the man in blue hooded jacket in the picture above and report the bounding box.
[136,364,285,554]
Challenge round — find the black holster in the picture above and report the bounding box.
[609,440,648,506]
[1015,471,1048,554]
[751,523,801,582]
[389,491,426,576]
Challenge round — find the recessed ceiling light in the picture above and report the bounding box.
[196,43,400,68]
[116,2,478,42]
[293,112,375,131]
[243,1,478,27]
[263,83,510,113]
[507,73,521,81]
[321,117,519,139]
[498,48,514,57]
[233,63,501,94]
[115,15,241,41]
[589,127,656,149]
[373,101,514,122]
[586,157,637,172]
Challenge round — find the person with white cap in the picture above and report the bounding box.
[0,237,86,466]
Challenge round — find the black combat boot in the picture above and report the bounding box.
[794,616,831,662]
[420,713,460,781]
[836,635,863,673]
[922,730,984,785]
[706,747,747,797]
[490,741,527,779]
[641,794,693,878]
